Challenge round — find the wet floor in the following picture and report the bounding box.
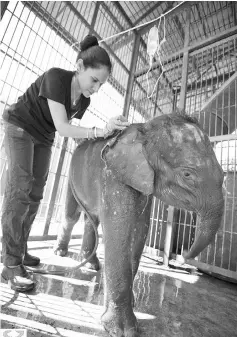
[1,239,237,337]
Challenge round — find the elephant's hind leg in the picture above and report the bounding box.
[80,214,100,271]
[54,181,81,256]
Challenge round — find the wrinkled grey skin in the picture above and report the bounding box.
[54,113,224,337]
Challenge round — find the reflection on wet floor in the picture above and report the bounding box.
[1,239,237,337]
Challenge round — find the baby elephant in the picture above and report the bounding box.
[55,113,224,337]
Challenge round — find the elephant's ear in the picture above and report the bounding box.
[102,129,154,195]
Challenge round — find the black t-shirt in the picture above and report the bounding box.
[3,68,90,145]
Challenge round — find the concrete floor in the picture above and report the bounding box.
[1,239,237,337]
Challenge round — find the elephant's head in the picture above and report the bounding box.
[103,113,224,261]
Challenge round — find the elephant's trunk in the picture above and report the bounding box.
[184,198,224,260]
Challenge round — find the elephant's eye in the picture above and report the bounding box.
[184,172,191,177]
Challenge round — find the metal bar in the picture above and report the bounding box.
[90,1,101,33]
[0,1,9,19]
[28,234,83,241]
[148,198,156,249]
[153,77,160,117]
[135,27,237,78]
[101,2,124,35]
[158,202,164,256]
[209,135,237,142]
[133,2,165,26]
[201,71,237,111]
[178,7,191,110]
[175,257,237,280]
[42,1,74,234]
[195,3,207,38]
[43,138,68,235]
[173,15,185,42]
[113,1,134,28]
[113,1,173,91]
[64,1,151,105]
[231,1,237,25]
[123,33,140,118]
[163,206,175,266]
[139,1,195,35]
[109,34,134,53]
[184,70,236,97]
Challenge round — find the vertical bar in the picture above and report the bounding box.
[44,138,68,235]
[163,8,191,264]
[123,32,140,118]
[163,206,174,266]
[178,7,191,110]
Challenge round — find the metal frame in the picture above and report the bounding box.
[1,1,236,281]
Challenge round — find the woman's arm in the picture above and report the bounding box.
[48,99,130,139]
[48,99,104,138]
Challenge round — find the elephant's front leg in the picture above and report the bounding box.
[101,190,149,337]
[102,232,138,337]
[80,214,100,271]
[130,198,152,281]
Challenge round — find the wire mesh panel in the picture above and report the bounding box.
[0,1,78,234]
[189,2,237,46]
[197,77,237,273]
[141,19,236,277]
[145,198,168,258]
[175,36,237,277]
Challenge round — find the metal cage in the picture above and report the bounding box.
[1,1,237,281]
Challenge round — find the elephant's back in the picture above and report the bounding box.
[71,139,106,173]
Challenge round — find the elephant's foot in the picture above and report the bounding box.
[81,254,101,271]
[101,306,139,337]
[53,243,68,257]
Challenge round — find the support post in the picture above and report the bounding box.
[123,33,141,118]
[43,138,69,235]
[163,8,191,266]
[178,7,191,111]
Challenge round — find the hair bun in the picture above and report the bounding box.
[80,35,99,51]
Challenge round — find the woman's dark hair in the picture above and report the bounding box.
[76,35,112,73]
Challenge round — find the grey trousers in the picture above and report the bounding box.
[1,122,52,266]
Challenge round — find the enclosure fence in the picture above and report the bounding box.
[0,1,236,280]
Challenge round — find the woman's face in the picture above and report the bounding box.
[76,60,110,98]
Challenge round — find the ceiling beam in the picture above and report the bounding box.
[100,2,134,53]
[194,3,207,38]
[90,1,101,33]
[133,1,165,26]
[1,1,9,19]
[139,1,195,35]
[173,15,185,41]
[100,2,126,37]
[113,1,135,28]
[110,34,134,52]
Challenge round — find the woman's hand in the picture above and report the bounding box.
[103,115,130,138]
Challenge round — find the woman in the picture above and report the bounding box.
[1,35,130,292]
